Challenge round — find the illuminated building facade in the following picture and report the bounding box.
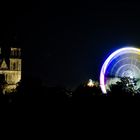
[0,47,21,94]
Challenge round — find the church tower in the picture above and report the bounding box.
[8,48,22,86]
[10,48,21,71]
[0,47,22,94]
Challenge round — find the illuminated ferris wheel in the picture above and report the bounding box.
[100,47,140,94]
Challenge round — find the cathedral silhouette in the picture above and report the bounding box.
[0,47,21,94]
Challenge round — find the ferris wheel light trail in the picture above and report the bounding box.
[100,47,140,94]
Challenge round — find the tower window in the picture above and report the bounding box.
[13,63,16,70]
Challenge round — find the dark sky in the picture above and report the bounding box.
[1,0,140,88]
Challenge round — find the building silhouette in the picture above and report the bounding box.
[0,47,21,94]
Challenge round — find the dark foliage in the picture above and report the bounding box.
[73,83,102,98]
[0,76,72,106]
[1,77,140,106]
[108,77,140,96]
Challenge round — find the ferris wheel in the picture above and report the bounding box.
[100,47,140,94]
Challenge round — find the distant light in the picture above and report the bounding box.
[87,79,94,87]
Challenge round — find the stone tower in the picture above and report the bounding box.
[10,48,21,71]
[0,47,22,94]
[8,48,21,85]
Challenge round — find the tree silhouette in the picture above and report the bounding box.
[108,77,139,96]
[73,83,102,98]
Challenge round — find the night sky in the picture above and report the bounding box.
[1,0,140,88]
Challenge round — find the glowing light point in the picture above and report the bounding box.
[87,79,94,87]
